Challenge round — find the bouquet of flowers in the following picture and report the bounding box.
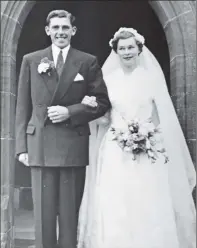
[110,118,169,163]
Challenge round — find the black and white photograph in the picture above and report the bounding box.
[1,1,196,248]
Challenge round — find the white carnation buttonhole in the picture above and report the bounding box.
[38,63,50,74]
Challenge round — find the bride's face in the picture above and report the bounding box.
[117,37,139,67]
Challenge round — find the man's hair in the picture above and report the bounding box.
[46,10,76,26]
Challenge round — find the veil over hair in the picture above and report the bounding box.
[77,37,196,248]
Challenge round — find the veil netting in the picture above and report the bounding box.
[77,45,196,248]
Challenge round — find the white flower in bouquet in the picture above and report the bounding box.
[124,146,132,152]
[149,136,156,146]
[132,133,145,142]
[148,150,154,158]
[132,133,138,140]
[128,118,139,127]
[132,143,139,150]
[138,126,149,136]
[126,139,133,146]
[128,125,134,132]
[121,131,131,141]
[146,139,151,149]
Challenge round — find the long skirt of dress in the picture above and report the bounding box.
[78,129,194,248]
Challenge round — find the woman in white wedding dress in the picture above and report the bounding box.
[77,28,196,248]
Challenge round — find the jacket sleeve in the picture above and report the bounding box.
[67,57,111,126]
[15,56,32,157]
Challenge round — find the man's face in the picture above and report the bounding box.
[45,17,76,48]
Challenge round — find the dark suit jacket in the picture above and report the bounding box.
[15,46,111,167]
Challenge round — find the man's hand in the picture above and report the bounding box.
[81,96,98,107]
[47,105,70,123]
[18,153,29,166]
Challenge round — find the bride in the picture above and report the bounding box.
[77,27,196,248]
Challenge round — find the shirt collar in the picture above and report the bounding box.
[51,43,71,63]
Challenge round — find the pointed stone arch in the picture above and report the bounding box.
[1,1,196,247]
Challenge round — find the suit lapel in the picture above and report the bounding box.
[50,48,82,105]
[40,46,58,96]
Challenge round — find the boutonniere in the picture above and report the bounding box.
[38,57,55,76]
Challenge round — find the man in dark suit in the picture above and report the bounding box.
[15,9,111,248]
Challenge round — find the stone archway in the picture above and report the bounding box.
[1,1,196,247]
[149,1,196,159]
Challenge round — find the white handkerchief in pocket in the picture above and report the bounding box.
[74,73,84,81]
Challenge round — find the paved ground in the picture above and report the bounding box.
[15,239,35,248]
[14,209,61,247]
[14,209,35,247]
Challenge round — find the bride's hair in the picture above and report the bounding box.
[111,31,143,54]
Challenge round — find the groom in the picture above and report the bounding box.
[15,9,110,248]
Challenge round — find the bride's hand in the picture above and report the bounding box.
[81,96,98,107]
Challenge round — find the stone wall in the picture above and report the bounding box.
[1,1,196,247]
[1,2,34,247]
[150,1,196,163]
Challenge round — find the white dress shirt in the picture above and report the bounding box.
[52,44,71,67]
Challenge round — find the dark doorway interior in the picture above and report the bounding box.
[15,0,170,208]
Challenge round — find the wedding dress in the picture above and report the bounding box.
[77,47,196,248]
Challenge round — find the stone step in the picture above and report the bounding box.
[14,209,60,247]
[14,209,35,241]
[15,239,34,248]
[14,187,33,211]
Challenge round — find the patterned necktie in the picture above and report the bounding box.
[56,50,64,78]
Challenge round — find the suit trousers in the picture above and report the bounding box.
[31,166,86,248]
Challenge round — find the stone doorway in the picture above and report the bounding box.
[15,0,170,214]
[1,1,196,247]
